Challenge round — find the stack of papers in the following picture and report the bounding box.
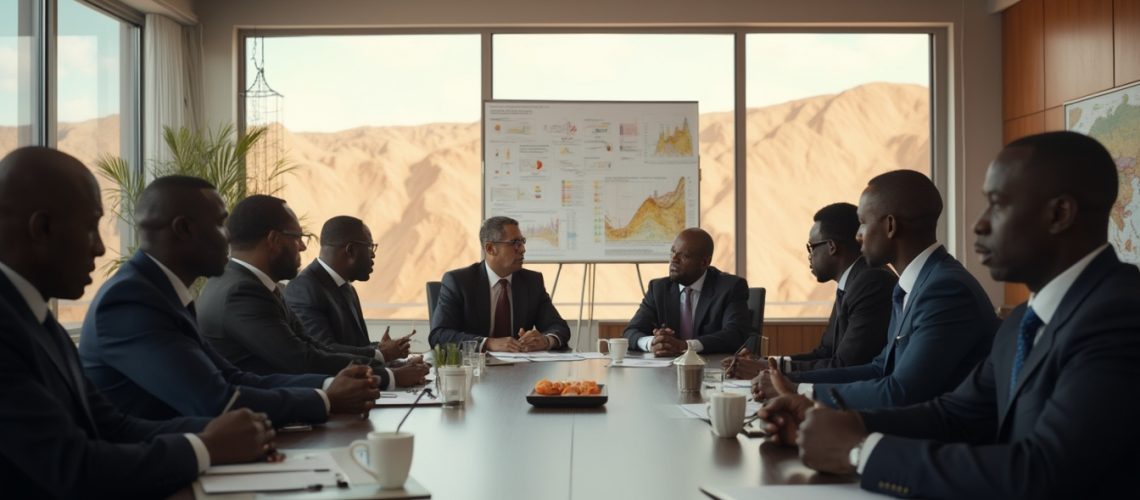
[608,358,674,368]
[200,451,345,494]
[700,483,877,499]
[487,351,596,362]
[375,390,444,406]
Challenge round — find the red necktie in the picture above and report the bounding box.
[492,279,511,338]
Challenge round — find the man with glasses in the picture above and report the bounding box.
[285,216,411,360]
[624,228,751,356]
[752,171,998,411]
[197,196,428,388]
[429,216,570,352]
[725,203,895,378]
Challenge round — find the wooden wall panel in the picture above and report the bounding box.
[1045,105,1065,131]
[1043,0,1114,108]
[1003,112,1045,144]
[1116,0,1140,86]
[596,321,827,357]
[1003,0,1045,118]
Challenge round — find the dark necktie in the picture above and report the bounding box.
[340,283,367,334]
[492,279,511,338]
[1009,307,1043,398]
[43,312,95,430]
[187,301,197,319]
[891,284,906,325]
[679,287,694,340]
[836,288,846,307]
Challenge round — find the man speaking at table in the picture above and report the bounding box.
[623,228,751,356]
[769,131,1140,498]
[430,216,570,352]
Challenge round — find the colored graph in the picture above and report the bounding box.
[653,118,694,157]
[604,177,687,242]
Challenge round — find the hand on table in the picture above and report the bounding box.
[393,363,431,387]
[518,328,552,352]
[798,405,868,475]
[756,393,813,446]
[198,408,277,464]
[484,336,523,352]
[722,348,763,379]
[327,363,381,414]
[378,326,412,361]
[751,357,798,401]
[650,327,686,357]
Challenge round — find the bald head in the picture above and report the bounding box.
[0,146,105,299]
[136,175,219,236]
[134,175,231,280]
[669,227,714,285]
[864,170,943,237]
[1006,131,1117,226]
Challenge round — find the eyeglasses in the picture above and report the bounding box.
[805,240,831,254]
[346,240,379,253]
[489,238,527,248]
[280,230,316,245]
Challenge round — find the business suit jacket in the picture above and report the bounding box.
[787,257,896,371]
[792,246,998,410]
[284,259,375,350]
[622,267,751,354]
[858,248,1140,499]
[0,271,208,498]
[429,262,570,347]
[198,260,389,385]
[79,252,329,424]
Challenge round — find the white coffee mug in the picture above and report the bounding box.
[707,392,746,438]
[349,431,414,489]
[597,338,629,363]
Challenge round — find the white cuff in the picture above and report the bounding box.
[798,383,814,397]
[686,339,704,353]
[321,377,334,390]
[383,370,395,390]
[374,349,385,362]
[315,389,330,413]
[856,432,885,474]
[781,356,791,373]
[638,336,654,352]
[184,434,211,473]
[478,338,487,352]
[544,334,560,349]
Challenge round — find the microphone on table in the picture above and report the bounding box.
[396,387,435,433]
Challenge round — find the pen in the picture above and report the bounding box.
[725,344,749,376]
[828,387,850,411]
[220,387,240,415]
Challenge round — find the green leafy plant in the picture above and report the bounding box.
[95,123,294,274]
[432,343,462,367]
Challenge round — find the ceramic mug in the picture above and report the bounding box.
[349,431,414,489]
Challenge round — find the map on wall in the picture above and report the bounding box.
[483,101,699,262]
[1066,81,1140,266]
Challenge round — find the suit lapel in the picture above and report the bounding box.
[512,272,526,335]
[666,280,682,331]
[884,247,947,371]
[476,262,492,334]
[130,252,199,331]
[311,260,368,343]
[691,268,716,334]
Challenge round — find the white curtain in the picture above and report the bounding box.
[143,14,202,169]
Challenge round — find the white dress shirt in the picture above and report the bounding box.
[638,270,708,353]
[484,262,560,350]
[856,243,1111,474]
[0,259,212,472]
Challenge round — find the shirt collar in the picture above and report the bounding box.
[677,268,709,294]
[897,242,942,294]
[0,259,48,323]
[1028,243,1110,325]
[485,261,513,288]
[317,258,347,287]
[144,252,194,307]
[837,260,857,291]
[231,258,280,292]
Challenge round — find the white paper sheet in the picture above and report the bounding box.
[205,450,337,475]
[200,470,341,494]
[608,358,674,368]
[375,390,444,406]
[699,483,882,500]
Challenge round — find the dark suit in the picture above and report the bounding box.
[0,270,208,498]
[79,252,329,424]
[198,260,389,385]
[429,262,570,347]
[858,248,1140,499]
[787,257,896,371]
[792,246,998,409]
[622,267,751,354]
[284,259,375,350]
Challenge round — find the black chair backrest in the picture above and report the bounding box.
[426,281,442,320]
[746,287,766,352]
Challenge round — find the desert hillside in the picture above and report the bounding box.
[2,82,928,321]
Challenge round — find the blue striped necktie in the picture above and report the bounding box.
[891,284,906,323]
[1009,307,1043,398]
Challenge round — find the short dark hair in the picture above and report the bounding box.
[135,175,217,231]
[813,202,860,250]
[480,216,519,244]
[1007,131,1118,220]
[226,194,292,250]
[865,169,943,236]
[320,215,366,246]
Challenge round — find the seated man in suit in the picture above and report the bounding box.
[753,170,998,410]
[285,216,410,361]
[726,203,895,378]
[768,131,1140,498]
[0,147,272,498]
[429,216,570,352]
[624,228,750,356]
[80,176,381,424]
[197,195,428,387]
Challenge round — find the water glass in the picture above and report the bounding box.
[701,368,725,399]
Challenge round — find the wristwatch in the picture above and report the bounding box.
[849,438,866,470]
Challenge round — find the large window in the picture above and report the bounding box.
[745,33,931,317]
[243,34,482,322]
[1,0,40,157]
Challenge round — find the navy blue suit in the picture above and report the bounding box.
[0,270,207,498]
[858,248,1140,499]
[792,246,999,409]
[80,252,329,424]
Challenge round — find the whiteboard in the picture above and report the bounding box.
[483,100,700,263]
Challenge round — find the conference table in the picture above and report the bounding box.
[259,353,856,500]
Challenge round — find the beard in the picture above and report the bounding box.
[269,251,300,281]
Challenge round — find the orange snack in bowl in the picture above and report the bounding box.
[561,386,581,396]
[534,379,602,396]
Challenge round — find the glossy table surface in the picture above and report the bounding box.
[269,353,854,500]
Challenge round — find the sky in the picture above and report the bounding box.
[3,25,929,130]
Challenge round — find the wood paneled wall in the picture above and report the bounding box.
[1001,0,1140,309]
[598,321,827,357]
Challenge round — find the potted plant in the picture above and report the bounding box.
[431,343,468,405]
